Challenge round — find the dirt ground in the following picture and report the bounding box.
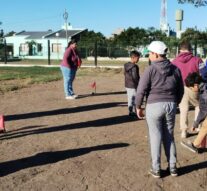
[0,70,207,191]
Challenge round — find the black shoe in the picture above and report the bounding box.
[149,169,161,178]
[129,112,137,117]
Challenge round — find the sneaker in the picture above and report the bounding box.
[169,167,178,177]
[149,169,161,178]
[181,141,199,153]
[181,130,188,138]
[65,96,75,100]
[72,94,78,99]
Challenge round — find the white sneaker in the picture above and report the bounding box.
[72,94,78,99]
[181,131,188,139]
[65,96,75,100]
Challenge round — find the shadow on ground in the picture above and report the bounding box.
[78,91,126,99]
[0,114,140,140]
[5,101,126,121]
[0,143,129,177]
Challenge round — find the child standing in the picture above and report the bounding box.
[124,50,140,116]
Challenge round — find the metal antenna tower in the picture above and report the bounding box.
[160,0,168,32]
[63,9,69,44]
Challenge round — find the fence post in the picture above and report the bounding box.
[4,38,7,64]
[94,41,97,67]
[48,40,51,65]
[194,42,197,56]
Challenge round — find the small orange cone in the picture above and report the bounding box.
[0,115,6,133]
[200,135,207,148]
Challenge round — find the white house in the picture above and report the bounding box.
[5,28,87,60]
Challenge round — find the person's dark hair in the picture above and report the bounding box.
[185,72,202,87]
[179,41,192,51]
[159,53,167,58]
[130,50,140,57]
[67,39,78,47]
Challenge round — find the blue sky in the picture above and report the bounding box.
[1,0,206,37]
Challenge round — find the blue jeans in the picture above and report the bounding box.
[146,102,177,171]
[60,66,77,96]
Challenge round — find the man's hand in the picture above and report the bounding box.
[136,108,145,119]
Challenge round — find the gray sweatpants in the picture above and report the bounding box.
[126,88,136,113]
[146,102,177,171]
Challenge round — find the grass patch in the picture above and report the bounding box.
[0,66,62,93]
[0,66,62,81]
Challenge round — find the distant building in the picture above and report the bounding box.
[4,28,87,60]
[109,28,124,38]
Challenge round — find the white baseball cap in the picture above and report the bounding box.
[148,41,168,55]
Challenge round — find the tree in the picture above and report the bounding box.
[0,29,3,38]
[78,30,107,57]
[181,28,207,57]
[4,31,16,37]
[178,0,207,7]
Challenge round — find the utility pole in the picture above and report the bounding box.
[4,38,7,64]
[94,41,97,67]
[63,9,69,44]
[48,40,51,65]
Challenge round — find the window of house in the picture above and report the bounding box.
[52,43,61,53]
[37,43,42,52]
[20,43,29,52]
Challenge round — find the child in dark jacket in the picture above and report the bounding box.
[181,60,207,152]
[124,50,140,116]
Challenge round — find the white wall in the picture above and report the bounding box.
[5,36,69,60]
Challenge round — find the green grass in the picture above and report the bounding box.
[0,66,62,81]
[0,66,62,93]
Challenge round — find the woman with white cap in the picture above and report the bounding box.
[136,41,184,178]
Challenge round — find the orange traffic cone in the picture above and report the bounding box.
[200,135,207,148]
[0,115,6,133]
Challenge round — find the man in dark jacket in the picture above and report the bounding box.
[172,41,203,138]
[124,50,140,116]
[136,41,184,178]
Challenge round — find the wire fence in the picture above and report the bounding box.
[0,41,207,66]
